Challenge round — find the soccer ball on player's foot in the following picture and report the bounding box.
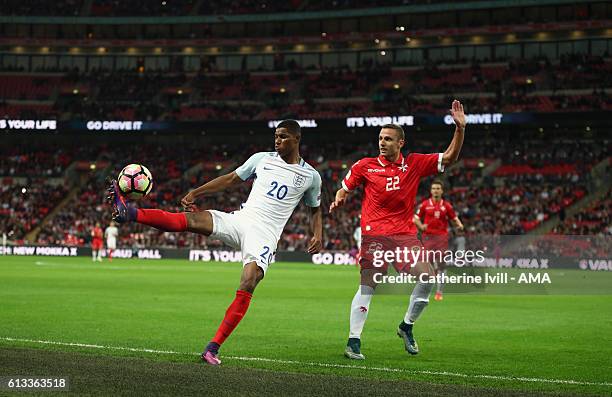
[117,164,153,200]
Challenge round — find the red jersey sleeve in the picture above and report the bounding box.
[342,159,365,191]
[416,200,427,221]
[409,153,444,177]
[445,201,457,220]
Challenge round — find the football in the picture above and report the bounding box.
[117,164,153,200]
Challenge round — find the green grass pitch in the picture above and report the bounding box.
[0,256,611,396]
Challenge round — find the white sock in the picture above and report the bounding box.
[349,285,375,339]
[92,250,96,260]
[404,281,433,324]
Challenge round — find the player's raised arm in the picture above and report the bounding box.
[441,100,466,166]
[181,171,243,211]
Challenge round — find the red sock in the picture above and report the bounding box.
[108,249,113,261]
[136,209,187,232]
[211,290,253,346]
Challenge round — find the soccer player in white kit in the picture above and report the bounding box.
[104,221,118,261]
[108,120,323,365]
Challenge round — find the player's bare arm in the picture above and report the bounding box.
[181,171,244,211]
[329,187,349,213]
[307,206,323,254]
[441,100,466,166]
[452,217,464,231]
[413,215,427,232]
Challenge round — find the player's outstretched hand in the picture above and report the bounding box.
[329,200,343,213]
[180,191,198,212]
[329,189,348,213]
[450,99,466,130]
[307,236,322,254]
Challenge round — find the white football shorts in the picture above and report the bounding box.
[106,238,117,249]
[208,210,278,274]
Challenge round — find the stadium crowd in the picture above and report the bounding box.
[1,180,69,242]
[552,191,611,236]
[1,137,608,251]
[1,0,608,251]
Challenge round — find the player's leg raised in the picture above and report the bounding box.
[108,179,195,232]
[185,211,213,235]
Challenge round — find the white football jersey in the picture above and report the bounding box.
[235,152,321,238]
[105,226,118,241]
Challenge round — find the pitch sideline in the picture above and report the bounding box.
[0,336,610,388]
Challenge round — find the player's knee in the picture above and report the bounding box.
[239,263,263,293]
[360,269,382,289]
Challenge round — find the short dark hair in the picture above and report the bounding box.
[381,124,405,140]
[431,179,444,189]
[276,119,301,136]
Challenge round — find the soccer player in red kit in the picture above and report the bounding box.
[330,100,465,359]
[414,180,464,301]
[91,222,103,262]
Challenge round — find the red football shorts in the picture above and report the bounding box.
[359,234,423,273]
[422,234,448,252]
[91,239,103,250]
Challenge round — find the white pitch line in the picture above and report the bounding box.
[1,336,610,388]
[0,336,183,355]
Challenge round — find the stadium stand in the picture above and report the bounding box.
[1,180,69,242]
[1,135,607,251]
[1,54,610,121]
[0,1,609,252]
[552,191,611,235]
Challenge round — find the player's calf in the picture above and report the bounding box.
[238,263,264,293]
[202,288,254,365]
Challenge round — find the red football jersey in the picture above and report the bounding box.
[417,198,457,236]
[92,227,103,240]
[342,152,444,235]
